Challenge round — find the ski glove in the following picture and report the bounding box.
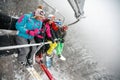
[60,38,64,43]
[36,35,44,39]
[49,37,54,43]
[26,29,39,36]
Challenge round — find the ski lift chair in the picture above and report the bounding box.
[0,12,18,57]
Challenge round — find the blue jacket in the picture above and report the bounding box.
[16,12,43,39]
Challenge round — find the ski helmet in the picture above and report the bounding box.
[48,14,55,20]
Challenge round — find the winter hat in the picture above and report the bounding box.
[48,14,55,20]
[38,5,43,9]
[55,19,62,27]
[35,8,45,17]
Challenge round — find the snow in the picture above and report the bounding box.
[0,0,120,80]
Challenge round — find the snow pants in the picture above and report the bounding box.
[15,36,36,63]
[47,41,57,56]
[56,42,64,56]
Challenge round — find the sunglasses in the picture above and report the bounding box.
[39,10,45,16]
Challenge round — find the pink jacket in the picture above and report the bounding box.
[45,22,52,38]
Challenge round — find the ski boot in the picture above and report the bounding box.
[58,55,66,61]
[26,59,33,67]
[46,55,52,68]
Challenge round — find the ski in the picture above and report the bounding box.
[40,60,55,80]
[26,66,42,80]
[36,55,55,80]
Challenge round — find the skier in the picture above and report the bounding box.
[34,15,56,68]
[45,14,58,68]
[54,19,68,61]
[46,15,68,67]
[34,17,54,62]
[15,5,45,66]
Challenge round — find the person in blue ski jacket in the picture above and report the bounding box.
[15,5,45,66]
